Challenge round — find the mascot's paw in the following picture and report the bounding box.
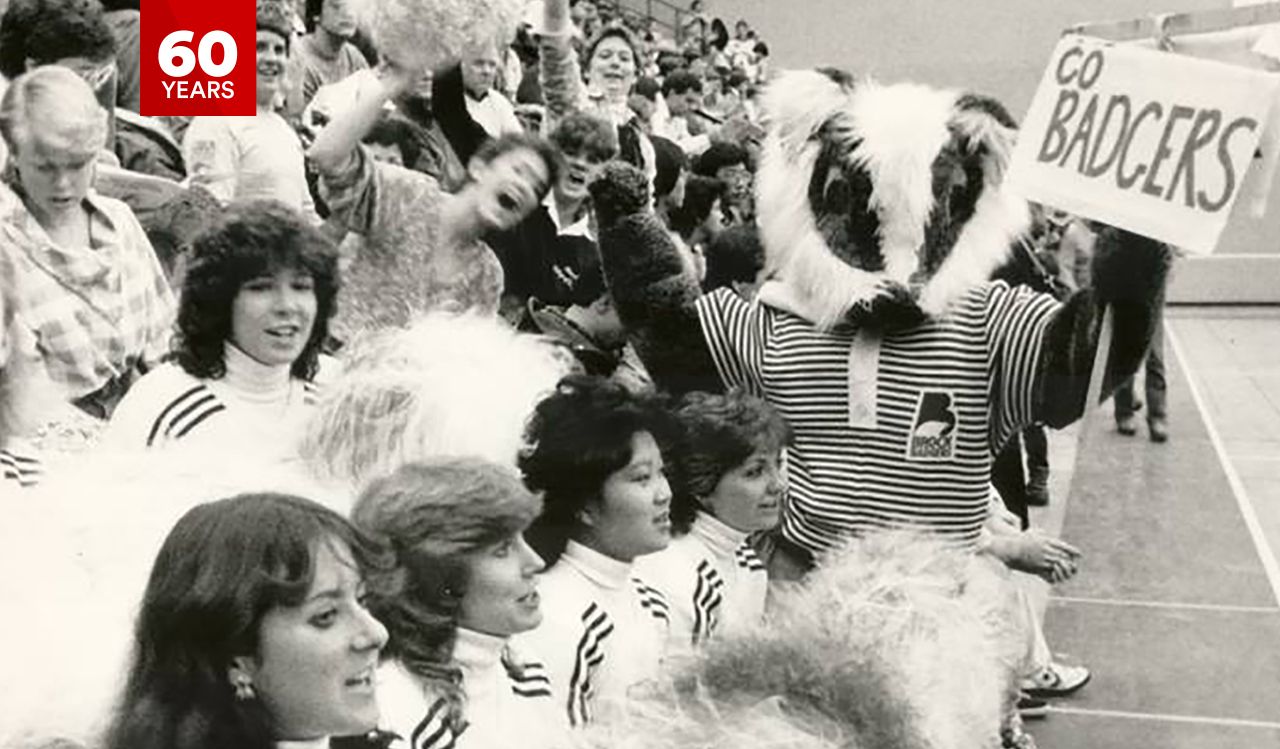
[842,279,926,331]
[589,162,651,230]
[1090,226,1173,304]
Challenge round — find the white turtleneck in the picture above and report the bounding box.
[101,343,327,459]
[635,511,768,649]
[377,629,568,749]
[514,540,669,727]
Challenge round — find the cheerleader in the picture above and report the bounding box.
[104,200,337,462]
[353,458,571,749]
[636,389,789,646]
[104,493,391,749]
[516,376,674,727]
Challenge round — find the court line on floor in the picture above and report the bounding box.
[1050,706,1280,731]
[1048,595,1280,614]
[1167,323,1280,608]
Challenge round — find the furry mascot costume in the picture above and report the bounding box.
[0,314,567,749]
[592,68,1169,746]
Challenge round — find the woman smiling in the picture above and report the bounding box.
[104,200,338,460]
[104,492,390,749]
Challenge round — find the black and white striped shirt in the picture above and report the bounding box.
[516,541,669,727]
[1,446,42,489]
[697,282,1057,555]
[379,629,569,749]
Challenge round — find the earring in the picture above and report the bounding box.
[232,673,256,701]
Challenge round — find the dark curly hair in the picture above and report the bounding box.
[174,200,339,381]
[0,0,117,79]
[519,375,672,564]
[668,389,791,535]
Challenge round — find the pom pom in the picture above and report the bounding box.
[299,312,570,507]
[626,532,1020,749]
[371,0,525,72]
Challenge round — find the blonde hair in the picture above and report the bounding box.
[0,65,108,158]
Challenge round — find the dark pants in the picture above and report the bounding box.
[1113,313,1167,422]
[993,435,1027,530]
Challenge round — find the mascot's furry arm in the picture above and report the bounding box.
[1035,227,1172,428]
[590,163,722,395]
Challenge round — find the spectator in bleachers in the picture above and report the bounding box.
[491,111,616,317]
[526,253,652,394]
[99,0,139,113]
[692,141,750,223]
[0,0,184,182]
[184,1,317,219]
[654,70,710,156]
[308,59,559,336]
[540,0,656,183]
[679,0,710,47]
[650,134,687,228]
[0,66,175,419]
[669,174,723,280]
[628,76,661,134]
[0,243,49,488]
[104,201,338,461]
[701,223,764,298]
[461,36,525,139]
[287,0,369,116]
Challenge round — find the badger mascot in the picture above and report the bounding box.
[592,68,1169,748]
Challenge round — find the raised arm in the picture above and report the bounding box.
[1036,227,1172,427]
[308,63,416,177]
[590,163,721,395]
[537,0,586,127]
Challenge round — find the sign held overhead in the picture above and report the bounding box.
[1009,34,1280,254]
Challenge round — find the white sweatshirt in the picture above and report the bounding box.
[514,541,669,727]
[379,628,570,749]
[635,511,768,648]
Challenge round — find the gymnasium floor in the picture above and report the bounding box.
[1029,307,1280,748]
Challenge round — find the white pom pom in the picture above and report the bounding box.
[372,0,525,72]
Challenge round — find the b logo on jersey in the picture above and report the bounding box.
[907,391,957,461]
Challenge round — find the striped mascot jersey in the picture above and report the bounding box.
[697,282,1058,556]
[515,541,669,728]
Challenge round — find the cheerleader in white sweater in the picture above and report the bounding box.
[353,457,572,749]
[636,390,789,647]
[516,376,675,727]
[105,201,337,462]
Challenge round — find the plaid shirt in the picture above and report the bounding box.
[3,189,176,401]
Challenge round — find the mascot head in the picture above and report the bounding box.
[757,69,1029,329]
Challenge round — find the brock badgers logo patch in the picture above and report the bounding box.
[907,391,957,461]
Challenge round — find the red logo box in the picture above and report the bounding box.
[140,0,257,116]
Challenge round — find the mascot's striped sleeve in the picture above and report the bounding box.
[377,631,569,749]
[697,282,1058,555]
[515,541,669,727]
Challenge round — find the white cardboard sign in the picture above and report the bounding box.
[1008,34,1280,254]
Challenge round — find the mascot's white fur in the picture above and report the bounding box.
[0,312,568,749]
